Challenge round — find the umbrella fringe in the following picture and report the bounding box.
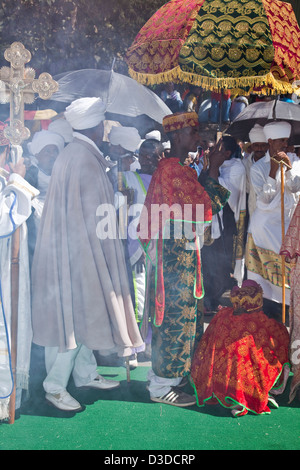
[128,66,300,96]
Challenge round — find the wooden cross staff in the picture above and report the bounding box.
[0,42,58,424]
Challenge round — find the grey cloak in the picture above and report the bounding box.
[31,137,143,356]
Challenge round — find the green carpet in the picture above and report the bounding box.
[0,363,299,451]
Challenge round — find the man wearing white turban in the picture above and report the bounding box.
[243,124,269,219]
[108,126,141,153]
[107,126,142,190]
[31,97,143,411]
[246,120,300,313]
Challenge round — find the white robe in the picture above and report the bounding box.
[247,151,300,303]
[242,152,258,219]
[0,171,39,419]
[122,171,152,322]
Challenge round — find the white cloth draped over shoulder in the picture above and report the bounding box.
[247,151,300,303]
[0,171,39,420]
[242,153,258,219]
[31,135,143,356]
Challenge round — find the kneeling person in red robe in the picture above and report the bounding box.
[191,280,290,416]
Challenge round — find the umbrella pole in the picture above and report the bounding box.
[118,160,125,239]
[216,88,223,142]
[8,226,20,424]
[280,162,286,324]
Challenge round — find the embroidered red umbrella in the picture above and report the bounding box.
[125,0,300,95]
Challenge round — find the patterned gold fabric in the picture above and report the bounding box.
[246,233,292,289]
[162,111,199,133]
[233,208,246,263]
[230,280,263,312]
[125,0,300,95]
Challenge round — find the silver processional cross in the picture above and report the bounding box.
[0,41,58,145]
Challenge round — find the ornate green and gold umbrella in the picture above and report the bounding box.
[125,0,300,95]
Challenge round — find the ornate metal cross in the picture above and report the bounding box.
[0,42,58,145]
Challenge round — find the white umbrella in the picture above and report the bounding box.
[51,69,171,124]
[227,100,300,145]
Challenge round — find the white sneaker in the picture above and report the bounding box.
[46,390,82,411]
[80,374,120,390]
[123,353,138,370]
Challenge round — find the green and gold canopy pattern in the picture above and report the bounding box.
[125,0,300,94]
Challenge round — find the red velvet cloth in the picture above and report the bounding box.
[191,307,290,415]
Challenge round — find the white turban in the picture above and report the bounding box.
[48,118,73,143]
[64,97,106,130]
[249,124,267,143]
[145,130,161,141]
[27,130,65,156]
[109,126,141,152]
[263,121,291,141]
[162,140,171,150]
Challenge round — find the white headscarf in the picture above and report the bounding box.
[249,124,267,143]
[27,130,65,156]
[64,97,106,130]
[48,118,73,143]
[109,126,141,152]
[145,130,161,141]
[263,121,291,140]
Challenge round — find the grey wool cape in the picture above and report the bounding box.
[31,137,143,355]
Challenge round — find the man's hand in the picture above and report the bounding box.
[208,139,226,180]
[9,157,26,178]
[270,151,291,178]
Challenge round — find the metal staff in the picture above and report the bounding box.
[8,225,20,423]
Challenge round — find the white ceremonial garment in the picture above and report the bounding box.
[211,158,247,285]
[122,171,152,321]
[247,151,300,303]
[27,157,52,237]
[242,152,259,219]
[0,172,39,420]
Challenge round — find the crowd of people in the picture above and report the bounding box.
[0,85,300,420]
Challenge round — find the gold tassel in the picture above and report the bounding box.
[128,66,299,95]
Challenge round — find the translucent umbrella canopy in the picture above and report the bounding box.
[227,99,300,144]
[51,69,171,124]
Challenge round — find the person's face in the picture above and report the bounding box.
[251,142,268,161]
[108,144,127,161]
[166,83,174,93]
[139,149,160,174]
[184,154,194,166]
[269,137,289,155]
[93,122,104,149]
[37,144,59,175]
[178,126,202,154]
[122,154,135,170]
